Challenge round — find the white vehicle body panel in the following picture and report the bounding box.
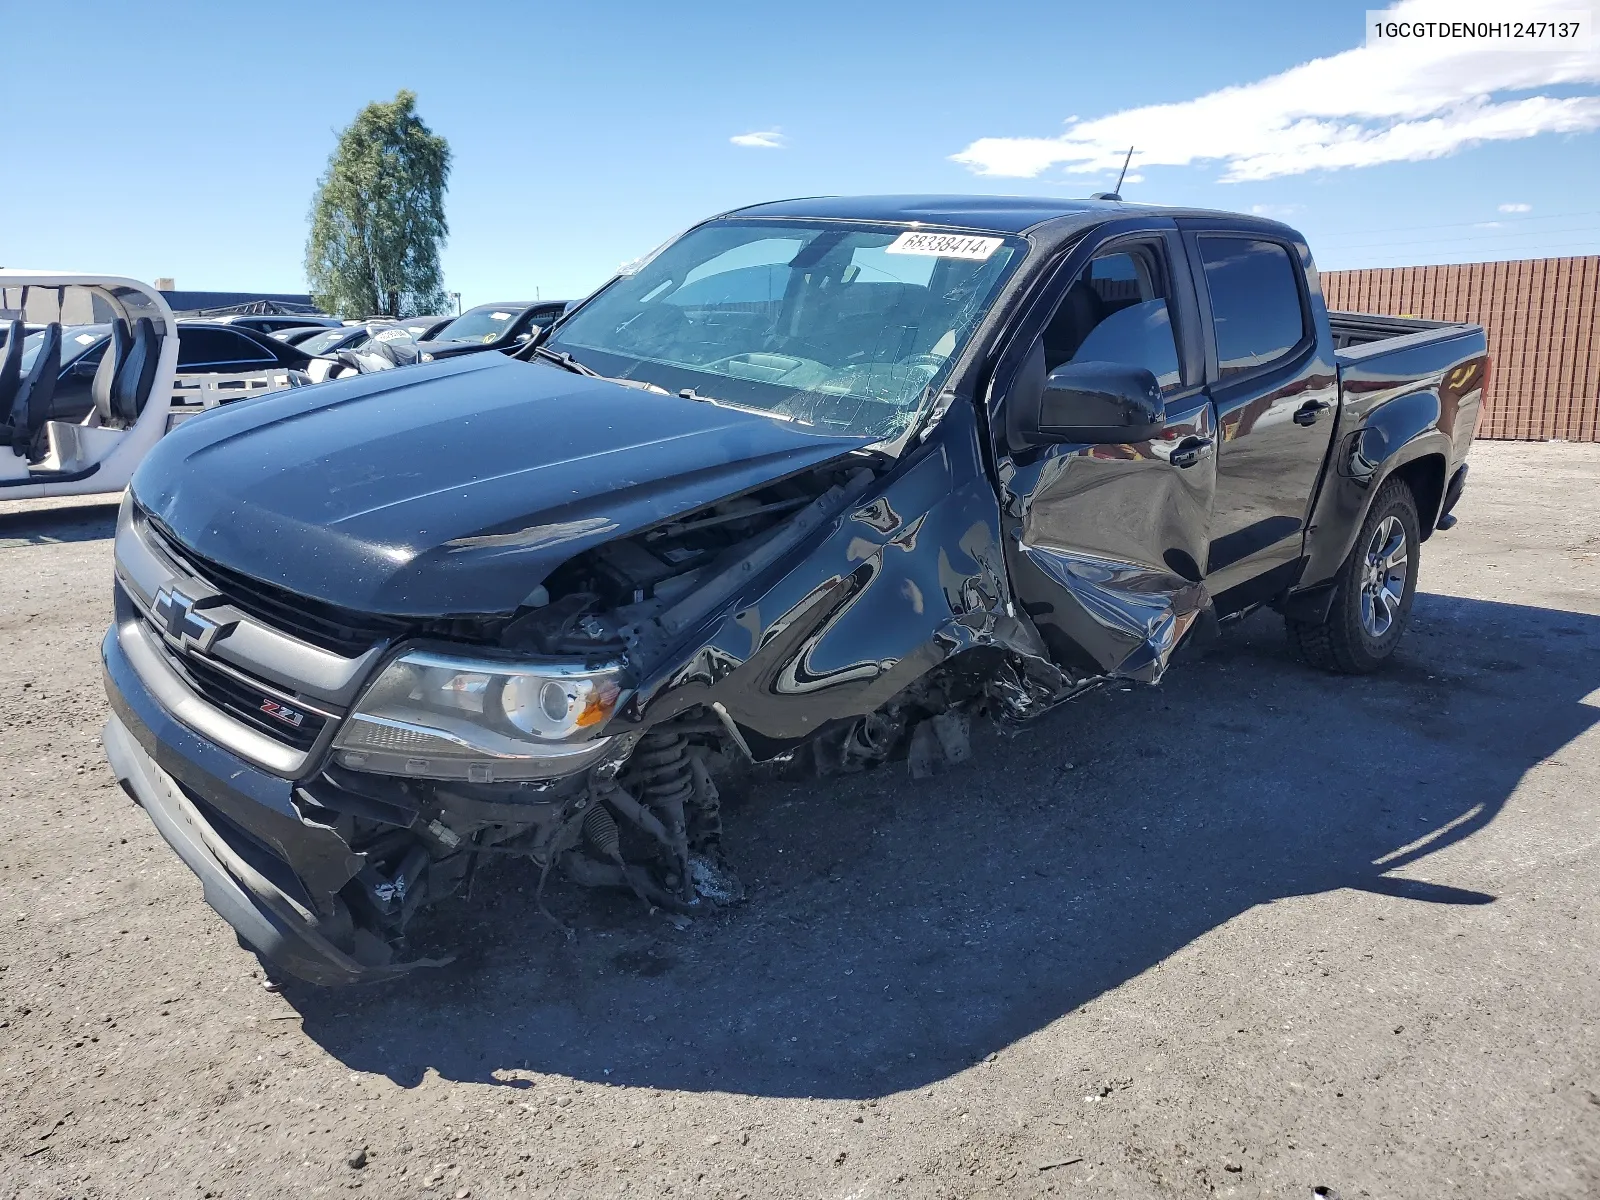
[3,272,209,499]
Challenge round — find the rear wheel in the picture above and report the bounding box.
[1286,478,1420,674]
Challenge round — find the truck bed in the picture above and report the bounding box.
[1329,310,1481,359]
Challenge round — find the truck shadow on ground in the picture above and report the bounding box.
[288,592,1600,1100]
[0,500,120,548]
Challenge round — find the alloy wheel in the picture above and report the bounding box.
[1358,514,1408,637]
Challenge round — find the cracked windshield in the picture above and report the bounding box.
[544,220,1023,439]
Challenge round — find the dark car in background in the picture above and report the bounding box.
[413,300,568,361]
[392,314,455,342]
[274,325,343,346]
[215,314,343,336]
[292,322,436,368]
[37,320,327,424]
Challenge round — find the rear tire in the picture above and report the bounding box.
[1286,478,1420,674]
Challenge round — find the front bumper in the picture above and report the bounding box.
[102,625,420,986]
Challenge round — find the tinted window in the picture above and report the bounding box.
[298,328,356,355]
[1197,238,1306,377]
[27,325,109,373]
[1043,247,1182,390]
[178,328,275,367]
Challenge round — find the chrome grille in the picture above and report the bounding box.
[156,643,327,752]
[140,514,408,656]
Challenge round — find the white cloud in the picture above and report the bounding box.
[951,0,1600,182]
[1499,202,1533,212]
[730,129,786,149]
[1475,220,1505,228]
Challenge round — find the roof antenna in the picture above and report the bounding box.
[1092,147,1135,201]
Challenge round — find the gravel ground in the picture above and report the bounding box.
[2,440,1598,1200]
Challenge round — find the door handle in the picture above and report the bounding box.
[1294,399,1334,426]
[1169,436,1214,469]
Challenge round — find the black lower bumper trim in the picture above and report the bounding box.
[103,714,414,986]
[101,625,444,986]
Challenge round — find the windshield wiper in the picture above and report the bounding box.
[678,387,807,424]
[531,345,601,377]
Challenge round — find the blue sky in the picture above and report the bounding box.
[5,0,1598,307]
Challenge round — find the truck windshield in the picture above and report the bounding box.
[433,306,524,344]
[545,220,1024,440]
[22,324,109,372]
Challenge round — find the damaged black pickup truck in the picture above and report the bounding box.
[102,196,1486,984]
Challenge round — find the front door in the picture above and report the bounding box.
[1179,226,1339,609]
[991,223,1216,684]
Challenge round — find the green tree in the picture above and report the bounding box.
[305,90,450,318]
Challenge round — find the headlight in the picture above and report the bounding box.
[419,352,434,362]
[332,651,627,783]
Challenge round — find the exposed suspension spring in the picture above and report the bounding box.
[632,732,696,811]
[628,731,696,900]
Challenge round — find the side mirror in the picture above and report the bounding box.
[1035,360,1165,444]
[73,358,101,379]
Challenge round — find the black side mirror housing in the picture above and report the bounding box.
[1034,360,1165,444]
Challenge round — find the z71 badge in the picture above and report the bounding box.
[260,700,306,728]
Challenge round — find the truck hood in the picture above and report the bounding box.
[131,354,874,617]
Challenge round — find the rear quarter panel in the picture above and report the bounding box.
[1299,327,1487,587]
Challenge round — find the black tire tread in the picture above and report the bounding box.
[1286,479,1420,675]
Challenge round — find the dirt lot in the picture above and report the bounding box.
[2,440,1598,1200]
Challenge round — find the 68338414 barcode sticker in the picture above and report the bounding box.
[884,231,1004,259]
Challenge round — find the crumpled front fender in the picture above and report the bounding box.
[619,403,1068,754]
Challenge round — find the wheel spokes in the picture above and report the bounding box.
[1359,515,1409,638]
[1381,534,1408,573]
[1376,579,1402,624]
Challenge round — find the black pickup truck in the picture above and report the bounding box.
[101,196,1486,984]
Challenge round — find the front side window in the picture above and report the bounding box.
[1040,245,1182,390]
[546,220,1024,440]
[1197,238,1307,377]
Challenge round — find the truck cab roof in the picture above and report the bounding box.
[730,194,1304,244]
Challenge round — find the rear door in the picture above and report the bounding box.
[1179,225,1339,609]
[990,220,1217,683]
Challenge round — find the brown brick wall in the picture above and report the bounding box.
[1322,257,1600,442]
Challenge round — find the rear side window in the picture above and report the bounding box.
[178,328,276,367]
[1197,238,1307,377]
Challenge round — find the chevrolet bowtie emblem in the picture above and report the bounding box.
[151,585,229,654]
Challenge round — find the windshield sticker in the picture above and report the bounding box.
[885,231,1004,260]
[75,332,98,345]
[489,312,511,321]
